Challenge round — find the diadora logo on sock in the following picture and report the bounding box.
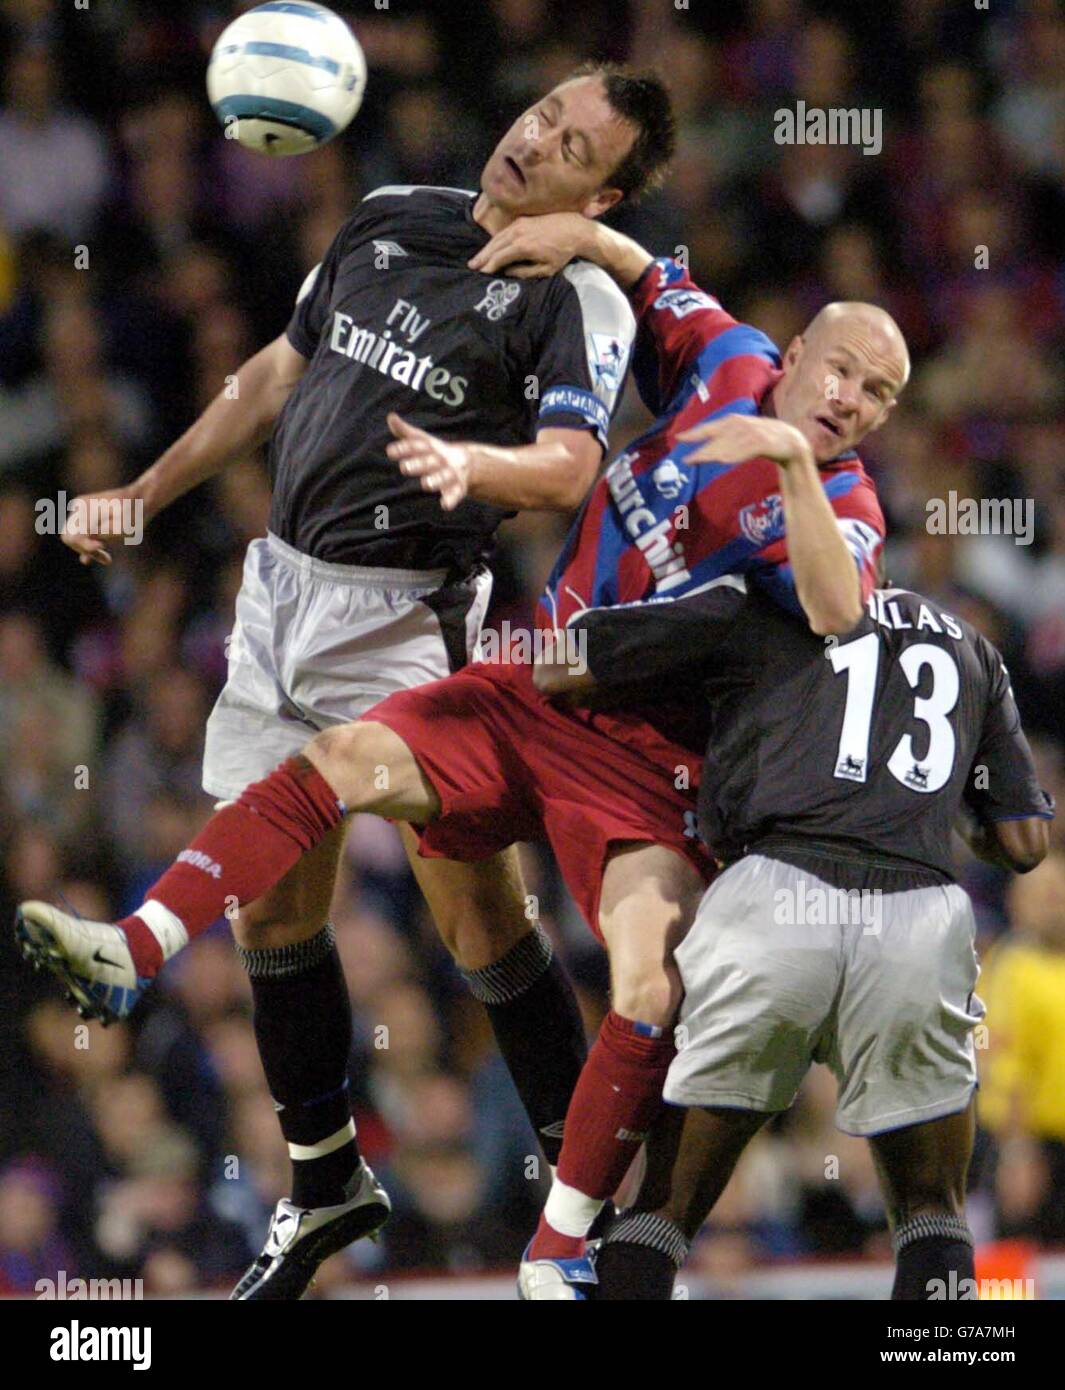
[177,849,223,880]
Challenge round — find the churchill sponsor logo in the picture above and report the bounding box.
[329,295,468,406]
[606,452,690,593]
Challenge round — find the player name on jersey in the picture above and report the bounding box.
[867,590,963,638]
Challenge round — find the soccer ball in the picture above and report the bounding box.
[207,2,367,156]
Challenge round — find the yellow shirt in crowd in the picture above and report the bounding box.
[979,935,1065,1142]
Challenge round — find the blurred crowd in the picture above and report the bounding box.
[1,0,1064,1296]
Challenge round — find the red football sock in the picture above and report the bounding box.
[530,1010,675,1260]
[116,756,345,974]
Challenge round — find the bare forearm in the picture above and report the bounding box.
[466,440,589,511]
[135,337,302,517]
[778,453,863,636]
[577,222,654,292]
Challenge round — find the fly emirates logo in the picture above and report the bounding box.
[329,297,468,406]
[606,451,690,592]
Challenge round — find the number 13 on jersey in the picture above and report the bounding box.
[829,634,959,794]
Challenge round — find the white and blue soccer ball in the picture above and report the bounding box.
[207,2,367,156]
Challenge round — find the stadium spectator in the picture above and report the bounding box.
[980,853,1065,1242]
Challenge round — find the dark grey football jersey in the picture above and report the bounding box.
[269,185,635,571]
[576,581,1053,879]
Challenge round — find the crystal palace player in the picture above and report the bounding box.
[539,580,1052,1300]
[46,68,673,1298]
[18,219,905,1297]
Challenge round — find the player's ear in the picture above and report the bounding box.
[869,397,898,433]
[582,186,624,219]
[782,335,804,367]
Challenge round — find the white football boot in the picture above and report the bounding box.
[15,900,150,1025]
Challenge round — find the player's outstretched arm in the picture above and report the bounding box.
[386,414,600,512]
[681,415,864,637]
[535,581,748,699]
[61,334,308,565]
[468,213,653,290]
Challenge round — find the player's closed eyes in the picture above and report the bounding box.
[537,106,584,164]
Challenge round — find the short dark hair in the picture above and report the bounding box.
[566,62,676,202]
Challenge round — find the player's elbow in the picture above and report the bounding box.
[1005,847,1047,874]
[996,818,1050,874]
[533,661,598,700]
[807,580,864,635]
[532,662,567,696]
[805,598,863,638]
[536,431,600,511]
[994,818,1050,873]
[555,457,599,511]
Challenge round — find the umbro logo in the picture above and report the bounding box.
[373,239,407,262]
[539,1120,566,1139]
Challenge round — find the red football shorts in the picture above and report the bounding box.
[365,659,714,937]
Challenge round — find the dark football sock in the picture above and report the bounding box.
[595,1212,689,1301]
[238,923,360,1210]
[892,1212,974,1300]
[460,926,587,1168]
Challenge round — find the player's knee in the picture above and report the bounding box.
[306,721,375,802]
[611,962,681,1030]
[231,898,325,951]
[432,877,531,966]
[308,719,408,812]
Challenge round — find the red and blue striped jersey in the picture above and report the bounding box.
[537,258,885,633]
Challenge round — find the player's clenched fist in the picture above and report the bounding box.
[60,487,141,566]
[678,415,812,469]
[386,413,472,511]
